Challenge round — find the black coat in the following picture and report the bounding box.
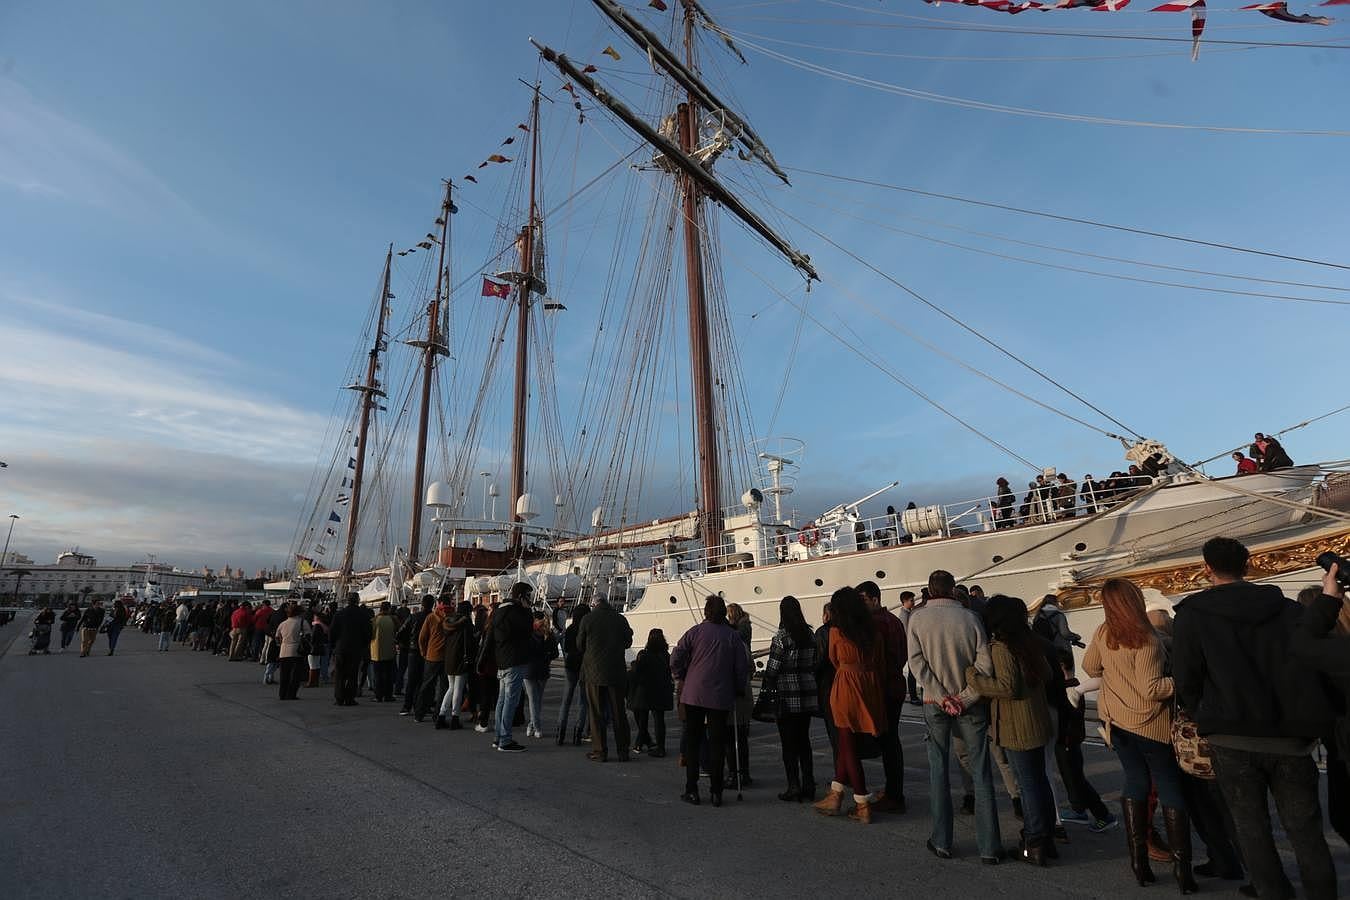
[491,601,533,669]
[563,621,584,674]
[527,632,559,682]
[576,602,632,687]
[443,613,473,676]
[330,604,372,656]
[1174,581,1332,740]
[628,648,674,711]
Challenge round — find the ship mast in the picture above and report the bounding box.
[678,3,723,557]
[508,88,543,558]
[531,1,816,558]
[338,247,393,598]
[407,182,453,565]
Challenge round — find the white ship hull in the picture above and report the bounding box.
[620,467,1346,660]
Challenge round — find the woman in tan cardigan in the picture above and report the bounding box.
[967,595,1057,867]
[1083,578,1195,894]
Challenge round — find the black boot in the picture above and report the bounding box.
[572,724,583,746]
[1162,806,1199,895]
[1122,798,1158,886]
[1023,836,1049,867]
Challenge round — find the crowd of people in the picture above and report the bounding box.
[26,533,1347,898]
[989,432,1300,530]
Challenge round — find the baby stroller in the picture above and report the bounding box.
[29,621,52,655]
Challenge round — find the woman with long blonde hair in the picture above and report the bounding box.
[1083,578,1194,893]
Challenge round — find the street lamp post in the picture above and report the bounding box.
[1,514,18,569]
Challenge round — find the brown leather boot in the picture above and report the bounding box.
[813,782,845,816]
[848,795,873,824]
[1122,798,1158,886]
[1162,806,1199,895]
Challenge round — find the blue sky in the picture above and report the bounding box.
[2,0,1347,571]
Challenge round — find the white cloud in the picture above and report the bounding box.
[0,313,326,461]
[0,77,201,222]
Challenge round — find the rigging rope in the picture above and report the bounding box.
[786,168,1350,272]
[782,186,1350,294]
[790,194,1350,308]
[733,33,1350,137]
[758,196,1149,441]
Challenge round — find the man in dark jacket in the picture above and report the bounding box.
[490,583,535,753]
[577,595,634,762]
[859,580,907,813]
[329,593,372,707]
[399,597,433,716]
[1173,537,1335,900]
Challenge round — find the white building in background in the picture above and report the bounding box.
[0,551,208,602]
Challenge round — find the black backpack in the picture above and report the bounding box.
[1032,609,1059,644]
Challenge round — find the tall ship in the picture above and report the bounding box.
[282,0,1350,657]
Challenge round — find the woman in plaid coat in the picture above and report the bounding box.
[764,595,819,802]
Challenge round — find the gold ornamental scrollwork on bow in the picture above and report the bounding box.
[1056,527,1350,611]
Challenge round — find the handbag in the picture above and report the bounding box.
[751,677,780,723]
[1171,706,1216,780]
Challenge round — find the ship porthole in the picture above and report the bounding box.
[1075,542,1087,552]
[717,591,725,598]
[669,596,677,605]
[875,570,886,579]
[813,578,823,587]
[753,585,762,594]
[992,555,1004,564]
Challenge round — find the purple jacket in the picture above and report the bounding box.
[671,620,750,712]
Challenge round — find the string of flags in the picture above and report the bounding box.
[922,0,1336,58]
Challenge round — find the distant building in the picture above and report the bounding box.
[0,552,34,566]
[0,551,208,602]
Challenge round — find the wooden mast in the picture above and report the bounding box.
[508,89,542,558]
[338,247,393,598]
[679,1,723,559]
[408,181,453,564]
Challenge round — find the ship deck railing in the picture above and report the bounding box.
[660,478,1166,579]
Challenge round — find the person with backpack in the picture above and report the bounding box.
[1033,595,1082,658]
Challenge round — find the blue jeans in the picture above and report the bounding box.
[924,702,1002,857]
[557,669,589,737]
[1005,746,1055,842]
[157,631,171,651]
[106,624,123,652]
[495,664,528,744]
[523,677,547,731]
[438,673,468,719]
[1111,726,1185,808]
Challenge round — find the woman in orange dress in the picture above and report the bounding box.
[813,585,888,823]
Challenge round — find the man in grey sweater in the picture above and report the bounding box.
[907,570,1001,863]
